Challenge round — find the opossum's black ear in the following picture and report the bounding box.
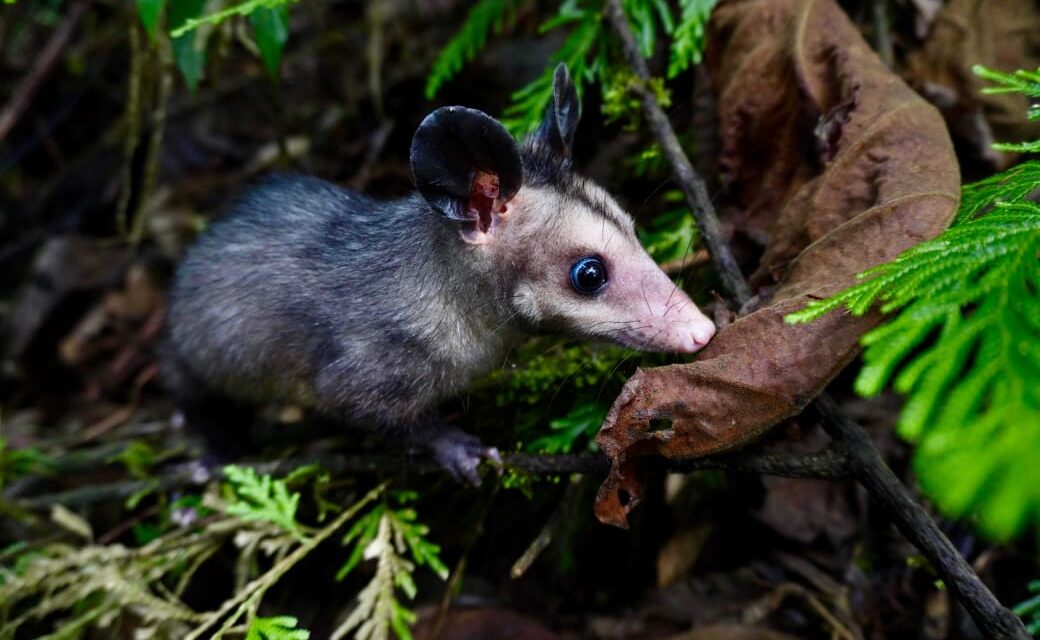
[533,63,581,160]
[411,106,523,226]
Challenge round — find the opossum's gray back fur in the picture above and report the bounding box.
[165,175,519,428]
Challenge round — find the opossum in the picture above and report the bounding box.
[162,65,715,484]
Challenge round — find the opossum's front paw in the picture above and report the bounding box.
[429,428,501,487]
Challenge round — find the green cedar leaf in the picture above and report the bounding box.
[334,494,446,639]
[668,0,716,78]
[993,139,1040,153]
[502,4,604,135]
[223,465,305,539]
[527,401,608,454]
[639,204,699,262]
[425,0,518,99]
[246,615,311,640]
[788,202,1040,540]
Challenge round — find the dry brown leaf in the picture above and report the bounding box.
[594,0,960,528]
[905,0,1040,169]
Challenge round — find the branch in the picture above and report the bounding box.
[816,396,1030,639]
[604,0,749,305]
[601,2,1029,638]
[7,448,848,511]
[0,1,88,143]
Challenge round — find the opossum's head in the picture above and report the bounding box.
[410,65,714,354]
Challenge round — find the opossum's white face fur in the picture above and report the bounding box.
[409,64,714,354]
[482,181,715,354]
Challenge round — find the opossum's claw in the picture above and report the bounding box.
[430,428,498,487]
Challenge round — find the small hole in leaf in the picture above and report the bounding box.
[618,489,631,506]
[649,417,673,432]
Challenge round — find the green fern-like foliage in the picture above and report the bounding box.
[502,0,608,135]
[246,616,311,640]
[623,0,675,59]
[527,401,609,454]
[972,65,1040,153]
[668,0,716,78]
[334,492,448,640]
[0,437,52,491]
[168,0,295,37]
[223,465,305,540]
[426,0,715,135]
[786,68,1040,541]
[1015,580,1040,635]
[425,0,520,99]
[639,195,700,262]
[973,65,1040,127]
[0,469,387,639]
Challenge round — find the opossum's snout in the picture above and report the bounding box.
[609,264,716,354]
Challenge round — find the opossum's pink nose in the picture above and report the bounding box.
[691,318,716,348]
[668,314,715,354]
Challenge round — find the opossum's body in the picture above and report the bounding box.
[164,65,715,482]
[165,180,515,430]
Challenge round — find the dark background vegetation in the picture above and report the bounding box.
[1,1,1039,638]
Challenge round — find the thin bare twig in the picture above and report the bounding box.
[601,1,1028,637]
[511,475,584,579]
[0,2,88,143]
[871,0,895,68]
[129,39,173,246]
[115,19,143,238]
[604,0,749,304]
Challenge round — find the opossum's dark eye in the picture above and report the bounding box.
[570,256,608,295]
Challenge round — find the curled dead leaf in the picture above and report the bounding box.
[594,0,960,528]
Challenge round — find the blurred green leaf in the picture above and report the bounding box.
[250,4,289,77]
[0,438,53,492]
[169,0,207,91]
[170,0,295,37]
[639,203,698,263]
[136,0,164,40]
[1014,580,1040,634]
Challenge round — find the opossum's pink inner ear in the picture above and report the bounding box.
[410,106,522,231]
[532,63,581,160]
